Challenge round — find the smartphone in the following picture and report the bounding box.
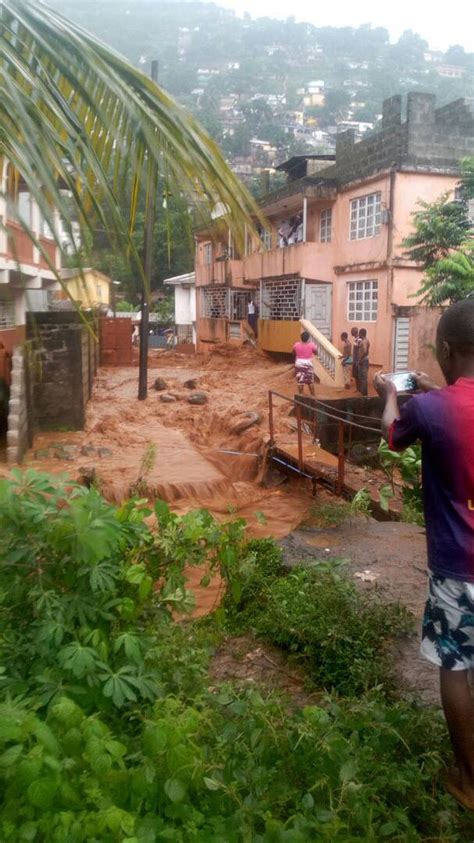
[384,371,418,393]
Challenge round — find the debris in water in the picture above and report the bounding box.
[153,377,168,392]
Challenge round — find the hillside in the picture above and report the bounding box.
[51,1,474,186]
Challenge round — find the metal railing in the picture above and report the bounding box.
[268,389,382,494]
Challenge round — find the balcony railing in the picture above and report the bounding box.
[243,241,323,282]
[196,258,242,286]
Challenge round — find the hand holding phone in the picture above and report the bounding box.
[383,371,418,393]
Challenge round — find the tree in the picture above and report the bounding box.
[2,0,258,285]
[403,158,474,304]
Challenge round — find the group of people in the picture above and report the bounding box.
[340,326,370,396]
[278,214,304,248]
[292,326,370,396]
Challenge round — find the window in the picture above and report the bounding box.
[41,214,55,240]
[96,284,103,301]
[320,208,332,243]
[203,243,213,265]
[260,229,273,251]
[0,297,16,329]
[347,280,378,322]
[350,192,381,240]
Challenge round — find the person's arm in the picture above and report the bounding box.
[374,374,400,442]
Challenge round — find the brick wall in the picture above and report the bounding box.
[26,312,98,433]
[261,279,302,320]
[200,287,229,317]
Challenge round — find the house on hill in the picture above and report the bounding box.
[194,93,474,386]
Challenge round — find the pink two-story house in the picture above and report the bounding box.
[195,93,474,386]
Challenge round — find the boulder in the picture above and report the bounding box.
[80,445,97,456]
[160,393,177,403]
[153,377,168,392]
[183,378,198,390]
[187,392,208,406]
[98,447,113,458]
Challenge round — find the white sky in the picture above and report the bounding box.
[217,0,474,52]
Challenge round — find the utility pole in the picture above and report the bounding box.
[138,58,159,400]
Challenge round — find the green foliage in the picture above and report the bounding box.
[230,562,412,697]
[115,301,136,312]
[378,439,424,524]
[404,157,474,304]
[0,470,467,840]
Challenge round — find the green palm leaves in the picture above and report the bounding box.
[1,0,257,278]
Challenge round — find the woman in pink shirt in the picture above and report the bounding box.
[292,331,318,396]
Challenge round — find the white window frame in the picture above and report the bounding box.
[260,229,273,251]
[320,208,332,243]
[350,192,382,240]
[347,280,378,322]
[203,243,213,265]
[0,297,16,329]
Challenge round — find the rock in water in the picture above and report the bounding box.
[153,377,168,391]
[183,378,198,390]
[160,393,177,403]
[187,392,208,405]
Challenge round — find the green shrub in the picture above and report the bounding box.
[0,471,465,841]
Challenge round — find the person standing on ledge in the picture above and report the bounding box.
[292,330,318,396]
[351,326,360,385]
[357,328,370,396]
[374,298,474,811]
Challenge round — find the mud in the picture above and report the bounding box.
[19,347,433,702]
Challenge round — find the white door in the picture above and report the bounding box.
[304,283,332,339]
[393,317,410,371]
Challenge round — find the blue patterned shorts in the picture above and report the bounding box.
[421,574,474,671]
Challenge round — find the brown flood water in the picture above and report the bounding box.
[23,348,319,616]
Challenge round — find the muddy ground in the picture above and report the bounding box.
[16,346,437,705]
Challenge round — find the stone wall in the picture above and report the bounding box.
[26,312,98,434]
[6,347,30,464]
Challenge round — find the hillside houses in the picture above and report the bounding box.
[194,94,474,388]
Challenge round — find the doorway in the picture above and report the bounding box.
[304,283,332,339]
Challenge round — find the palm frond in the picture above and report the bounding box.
[1,0,261,291]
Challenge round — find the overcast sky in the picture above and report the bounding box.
[216,0,474,52]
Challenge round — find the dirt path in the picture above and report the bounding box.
[279,518,438,705]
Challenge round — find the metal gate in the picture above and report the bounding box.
[304,283,332,339]
[393,317,410,371]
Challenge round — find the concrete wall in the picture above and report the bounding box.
[26,312,98,433]
[6,347,30,464]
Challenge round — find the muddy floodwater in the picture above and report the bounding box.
[16,347,434,702]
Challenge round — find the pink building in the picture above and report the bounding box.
[195,93,474,386]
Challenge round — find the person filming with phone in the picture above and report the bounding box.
[374,299,474,810]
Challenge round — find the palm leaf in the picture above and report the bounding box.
[1,0,261,297]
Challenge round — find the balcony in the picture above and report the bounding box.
[39,236,58,270]
[243,241,326,283]
[196,258,243,287]
[5,222,34,265]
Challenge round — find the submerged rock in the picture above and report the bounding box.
[153,377,168,391]
[183,378,198,390]
[187,392,208,405]
[160,393,177,403]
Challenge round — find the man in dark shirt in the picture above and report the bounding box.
[375,299,474,810]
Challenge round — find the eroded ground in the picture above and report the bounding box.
[19,346,435,703]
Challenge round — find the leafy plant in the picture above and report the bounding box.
[378,439,424,524]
